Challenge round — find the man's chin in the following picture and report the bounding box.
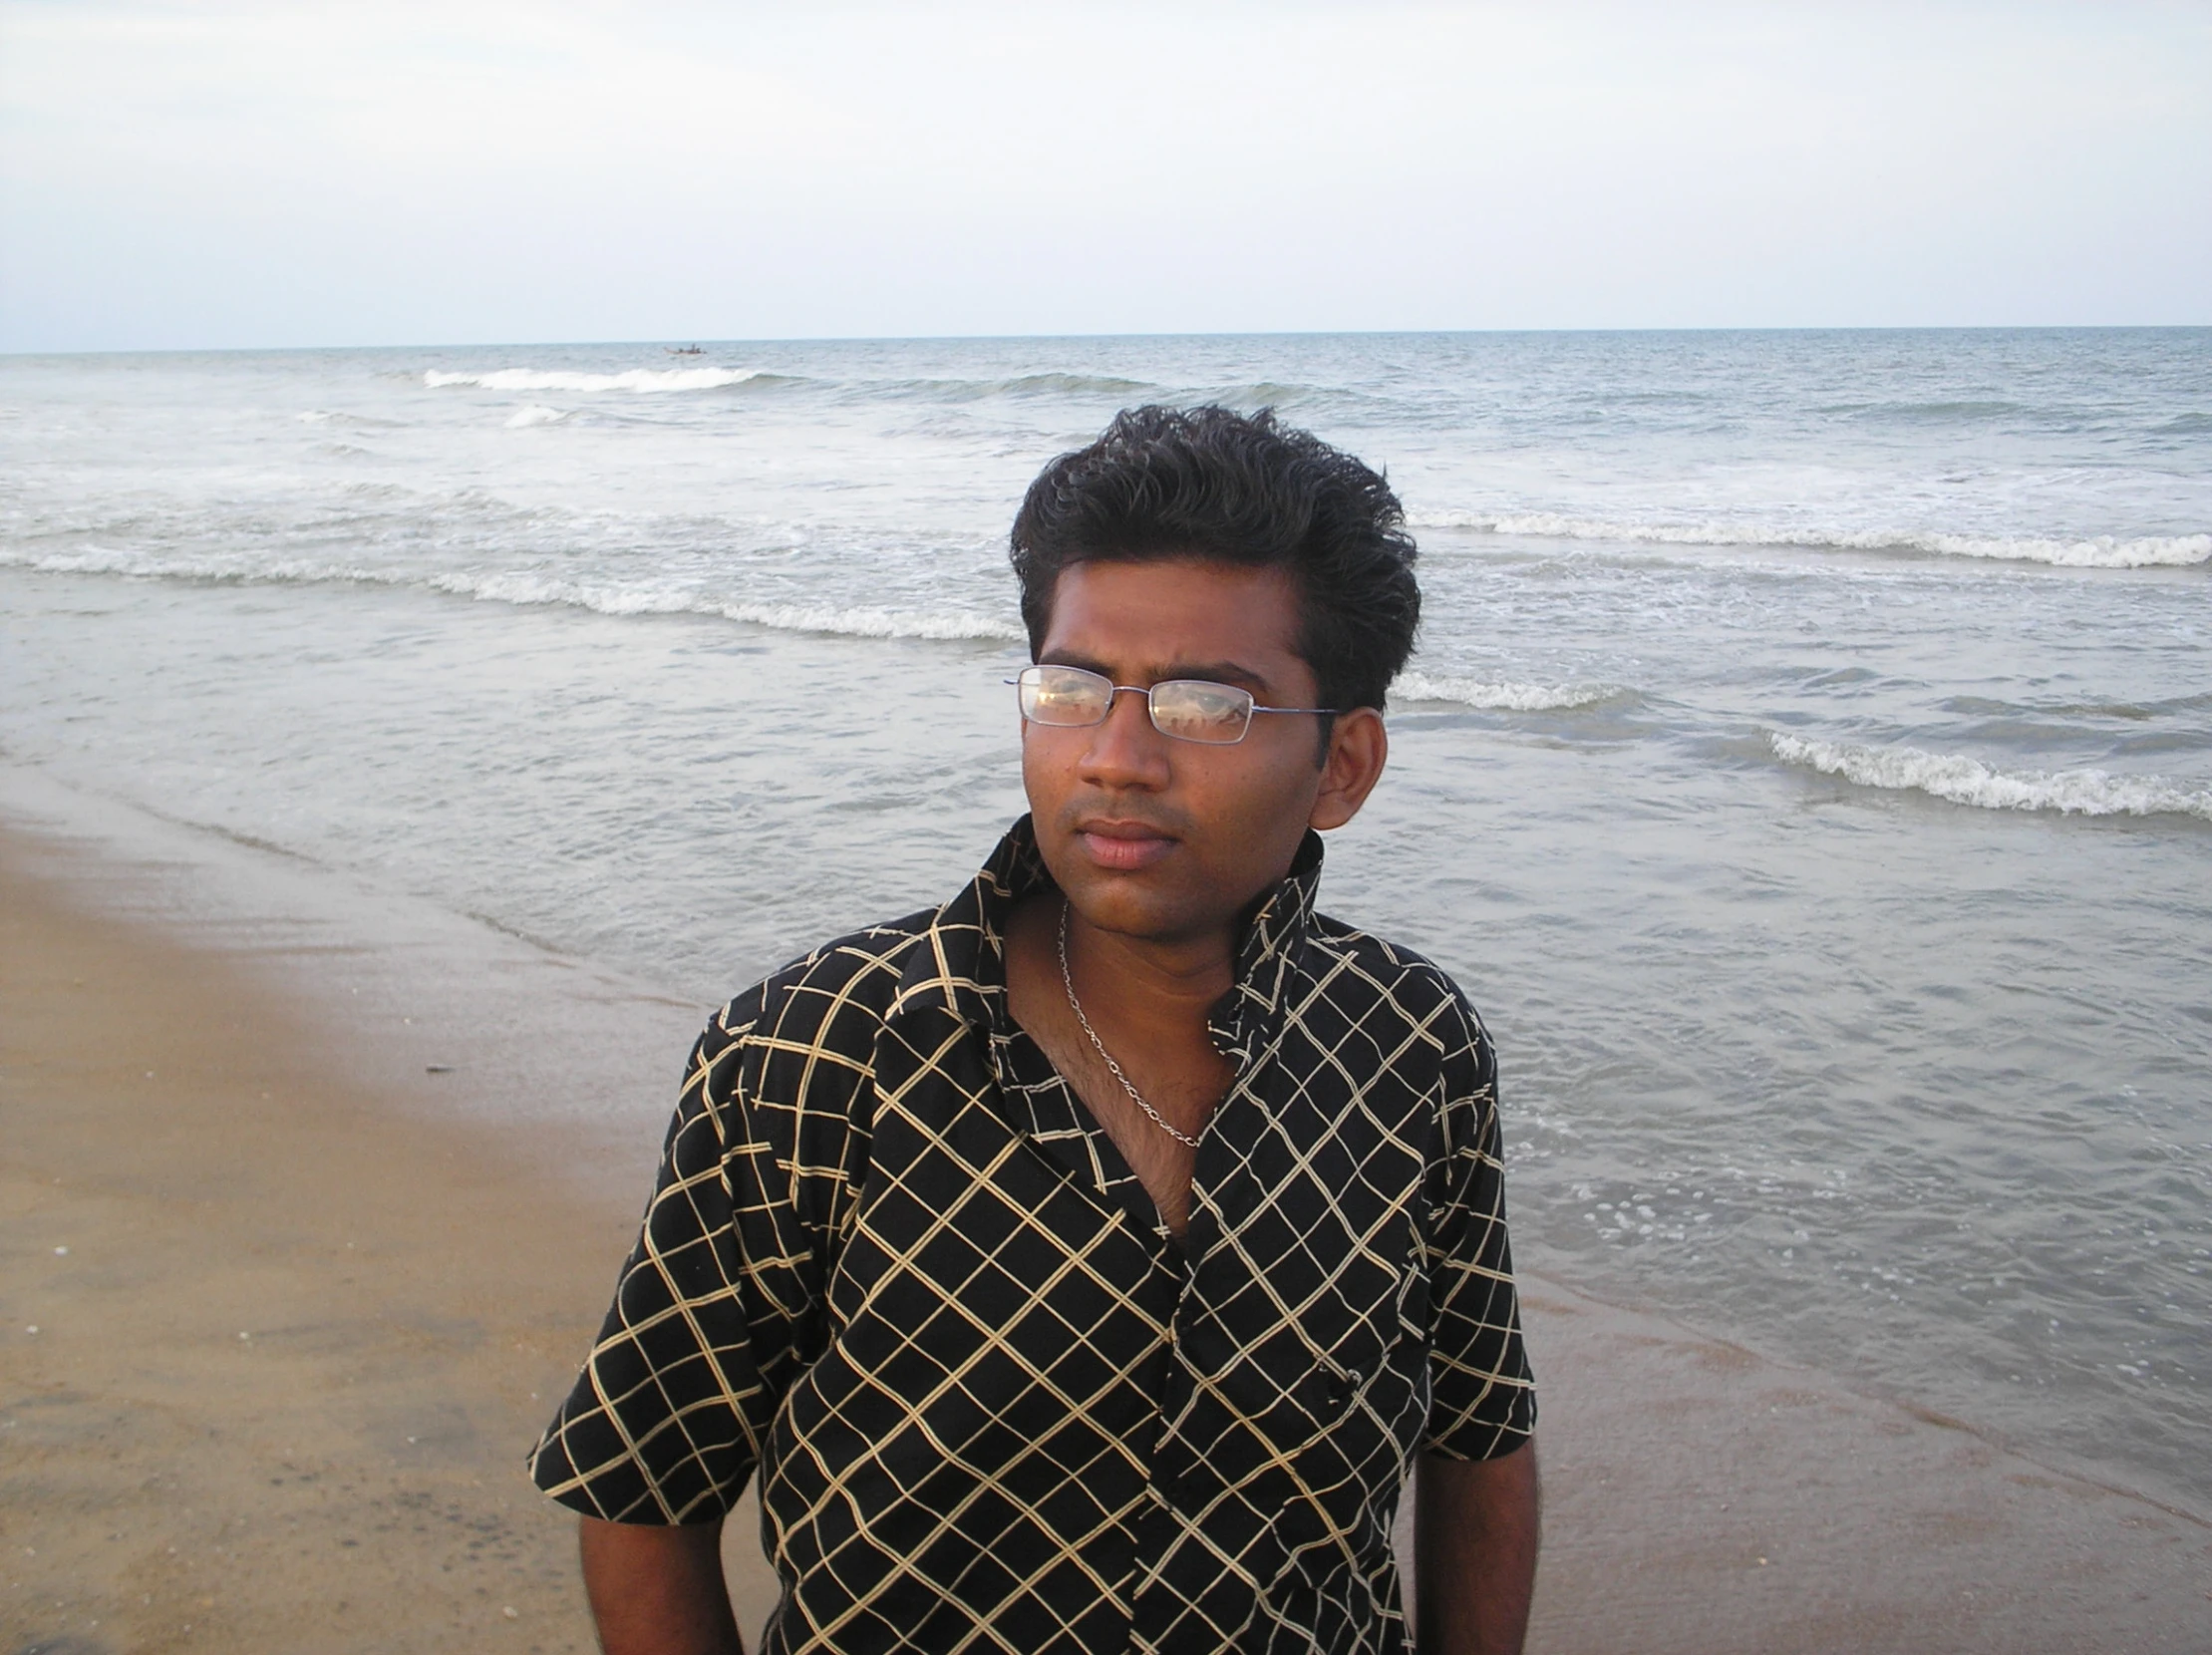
[1044,845,1193,941]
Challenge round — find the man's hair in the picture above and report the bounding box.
[1009,405,1421,713]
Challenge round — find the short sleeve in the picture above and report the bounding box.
[526,981,860,1521]
[1419,996,1536,1459]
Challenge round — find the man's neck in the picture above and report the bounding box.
[1000,893,1241,1239]
[1060,907,1237,1038]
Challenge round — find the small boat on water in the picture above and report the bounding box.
[666,345,705,357]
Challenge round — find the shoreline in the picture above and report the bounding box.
[4,780,2208,1652]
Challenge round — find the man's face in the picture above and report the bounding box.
[1022,557,1366,948]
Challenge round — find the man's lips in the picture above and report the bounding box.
[1073,820,1178,872]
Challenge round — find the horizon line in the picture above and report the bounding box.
[7,321,2211,361]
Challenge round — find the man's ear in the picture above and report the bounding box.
[1308,708,1388,831]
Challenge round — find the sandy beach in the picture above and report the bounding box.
[0,809,782,1654]
[4,796,2208,1654]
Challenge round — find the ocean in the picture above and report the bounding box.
[3,328,2207,1514]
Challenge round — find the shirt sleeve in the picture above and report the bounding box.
[526,974,868,1521]
[1419,993,1537,1460]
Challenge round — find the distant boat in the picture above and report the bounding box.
[666,345,705,357]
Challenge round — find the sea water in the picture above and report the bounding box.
[3,329,2207,1512]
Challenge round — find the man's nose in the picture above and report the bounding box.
[1077,687,1171,789]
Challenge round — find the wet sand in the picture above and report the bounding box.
[4,811,2207,1654]
[0,822,783,1654]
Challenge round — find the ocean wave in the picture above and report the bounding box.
[1814,399,2027,422]
[995,372,1153,396]
[1393,671,1613,711]
[437,569,1022,638]
[503,405,569,429]
[709,601,1023,641]
[0,547,1025,644]
[1208,382,1318,408]
[1769,733,2212,822]
[1408,510,2211,569]
[297,409,405,430]
[424,367,762,394]
[877,370,1157,403]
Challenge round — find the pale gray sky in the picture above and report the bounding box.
[2,0,2206,350]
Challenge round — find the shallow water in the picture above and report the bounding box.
[3,329,2207,1511]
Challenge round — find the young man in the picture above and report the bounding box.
[529,407,1540,1655]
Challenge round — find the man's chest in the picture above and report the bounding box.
[793,1015,1438,1475]
[752,1003,1446,1652]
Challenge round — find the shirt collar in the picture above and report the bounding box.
[1210,825,1324,1063]
[889,816,1327,1058]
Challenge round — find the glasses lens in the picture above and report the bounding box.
[1019,664,1112,726]
[1148,680,1254,744]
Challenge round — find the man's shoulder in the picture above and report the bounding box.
[1303,911,1486,1033]
[1301,916,1499,1160]
[704,904,949,1055]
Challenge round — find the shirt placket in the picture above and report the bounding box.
[1125,1014,1271,1654]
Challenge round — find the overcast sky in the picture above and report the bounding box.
[2,0,2206,351]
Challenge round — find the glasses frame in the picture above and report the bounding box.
[1010,663,1337,747]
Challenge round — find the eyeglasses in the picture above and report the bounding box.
[1011,663,1335,746]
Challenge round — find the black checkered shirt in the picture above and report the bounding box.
[530,819,1534,1654]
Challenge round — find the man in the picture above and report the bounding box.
[529,406,1540,1654]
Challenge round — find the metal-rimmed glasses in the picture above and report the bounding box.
[1011,663,1336,746]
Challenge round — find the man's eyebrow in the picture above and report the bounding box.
[1157,659,1273,693]
[1037,650,1275,694]
[1037,648,1114,675]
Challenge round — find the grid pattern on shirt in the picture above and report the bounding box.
[529,821,1533,1655]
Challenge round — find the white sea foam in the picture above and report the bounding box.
[709,601,1023,641]
[503,405,569,429]
[1411,510,2212,569]
[1769,733,2212,821]
[425,367,762,394]
[1394,671,1612,711]
[3,545,374,587]
[1,546,1023,644]
[432,568,1023,639]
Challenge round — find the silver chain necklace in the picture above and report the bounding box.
[1057,900,1203,1150]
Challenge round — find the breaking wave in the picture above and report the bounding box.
[1393,671,1614,711]
[1769,733,2212,822]
[504,405,568,429]
[1410,510,2211,569]
[0,547,1023,643]
[425,367,763,394]
[706,601,1022,641]
[443,570,1022,638]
